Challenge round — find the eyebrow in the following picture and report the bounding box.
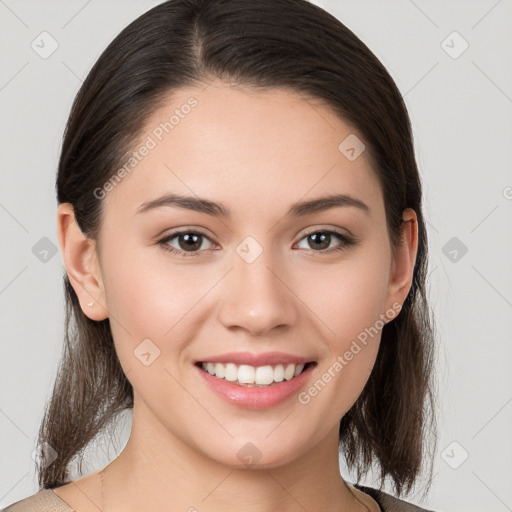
[136,192,370,218]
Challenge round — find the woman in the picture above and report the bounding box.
[3,0,438,510]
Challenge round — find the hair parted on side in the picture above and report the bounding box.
[38,0,438,500]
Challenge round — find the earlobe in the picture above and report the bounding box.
[56,203,109,321]
[385,208,419,313]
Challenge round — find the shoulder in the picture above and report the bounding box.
[354,483,437,512]
[1,489,74,512]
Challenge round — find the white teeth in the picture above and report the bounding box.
[238,365,255,384]
[224,363,238,381]
[200,361,308,386]
[214,363,225,379]
[294,363,305,377]
[273,364,284,382]
[255,365,274,385]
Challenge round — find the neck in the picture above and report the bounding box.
[101,399,367,512]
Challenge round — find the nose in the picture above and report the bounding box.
[216,245,298,335]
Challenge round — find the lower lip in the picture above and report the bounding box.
[195,363,315,410]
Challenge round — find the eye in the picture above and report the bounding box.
[294,229,357,254]
[157,228,357,258]
[157,230,215,257]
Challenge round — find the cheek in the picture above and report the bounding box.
[101,245,227,385]
[294,243,390,412]
[102,259,198,417]
[296,237,391,346]
[100,247,188,367]
[103,239,204,330]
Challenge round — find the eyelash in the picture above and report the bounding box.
[157,229,357,258]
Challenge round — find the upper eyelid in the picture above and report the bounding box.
[159,229,216,245]
[159,227,354,247]
[295,225,353,240]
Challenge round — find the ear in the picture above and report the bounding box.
[385,208,419,318]
[56,203,109,321]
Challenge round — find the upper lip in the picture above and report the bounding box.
[195,351,315,367]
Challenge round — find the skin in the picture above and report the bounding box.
[54,80,418,512]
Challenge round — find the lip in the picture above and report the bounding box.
[194,359,317,410]
[195,351,313,367]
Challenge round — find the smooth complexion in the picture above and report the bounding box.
[55,80,418,512]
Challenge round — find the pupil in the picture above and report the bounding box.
[180,233,201,251]
[310,232,330,250]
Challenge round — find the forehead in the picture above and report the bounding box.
[101,81,383,223]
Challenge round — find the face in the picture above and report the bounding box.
[61,80,414,470]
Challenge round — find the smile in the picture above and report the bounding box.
[197,361,314,387]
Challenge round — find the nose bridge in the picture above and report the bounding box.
[217,234,296,333]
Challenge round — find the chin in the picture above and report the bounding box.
[198,436,306,471]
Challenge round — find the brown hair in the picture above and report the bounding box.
[38,0,438,500]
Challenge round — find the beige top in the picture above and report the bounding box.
[1,484,435,511]
[2,489,74,511]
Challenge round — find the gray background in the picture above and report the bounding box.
[1,1,511,511]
